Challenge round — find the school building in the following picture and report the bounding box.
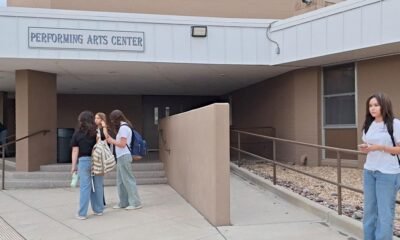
[0,0,400,174]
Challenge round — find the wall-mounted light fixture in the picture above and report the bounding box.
[302,0,313,5]
[191,26,207,37]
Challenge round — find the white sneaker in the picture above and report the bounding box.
[75,215,87,220]
[93,212,103,216]
[125,205,142,210]
[113,205,122,209]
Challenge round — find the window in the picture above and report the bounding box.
[323,63,356,127]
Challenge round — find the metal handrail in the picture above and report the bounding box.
[231,129,368,216]
[233,130,363,155]
[1,129,50,190]
[147,149,159,152]
[231,126,275,130]
[6,134,16,140]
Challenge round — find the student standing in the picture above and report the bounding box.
[359,93,400,240]
[71,111,104,219]
[95,112,110,207]
[95,112,110,142]
[106,109,142,210]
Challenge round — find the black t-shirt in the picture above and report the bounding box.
[70,131,96,157]
[98,128,106,141]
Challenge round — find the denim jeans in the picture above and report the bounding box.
[78,157,104,217]
[363,169,400,240]
[116,154,141,208]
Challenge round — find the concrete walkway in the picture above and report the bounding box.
[0,175,358,240]
[224,174,358,240]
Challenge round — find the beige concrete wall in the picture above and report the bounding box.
[231,127,276,161]
[159,103,230,226]
[58,95,143,133]
[231,71,294,163]
[16,70,57,171]
[325,128,358,159]
[231,67,321,165]
[293,68,321,165]
[8,0,51,8]
[357,54,400,165]
[8,0,298,19]
[294,0,344,15]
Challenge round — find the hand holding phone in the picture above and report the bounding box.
[358,143,369,149]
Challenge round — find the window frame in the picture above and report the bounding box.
[322,63,357,129]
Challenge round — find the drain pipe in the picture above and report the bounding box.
[266,21,281,55]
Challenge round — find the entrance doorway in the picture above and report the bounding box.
[142,96,221,152]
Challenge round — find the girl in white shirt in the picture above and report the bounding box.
[360,92,400,240]
[106,110,142,210]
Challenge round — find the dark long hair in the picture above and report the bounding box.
[77,111,97,137]
[363,92,395,134]
[109,110,132,134]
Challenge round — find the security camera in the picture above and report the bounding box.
[302,0,313,5]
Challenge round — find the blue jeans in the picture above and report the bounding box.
[363,169,400,240]
[116,154,141,207]
[78,157,104,217]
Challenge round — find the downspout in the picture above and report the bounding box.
[266,21,281,55]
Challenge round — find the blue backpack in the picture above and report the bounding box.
[121,124,147,160]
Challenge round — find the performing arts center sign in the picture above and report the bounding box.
[28,27,145,52]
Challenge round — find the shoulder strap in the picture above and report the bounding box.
[96,128,101,139]
[388,126,396,147]
[388,123,400,166]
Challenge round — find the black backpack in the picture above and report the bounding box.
[387,122,400,166]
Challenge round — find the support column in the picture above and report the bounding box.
[16,70,57,171]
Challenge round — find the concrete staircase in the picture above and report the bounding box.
[1,161,167,189]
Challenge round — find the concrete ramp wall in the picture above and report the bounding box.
[159,103,230,226]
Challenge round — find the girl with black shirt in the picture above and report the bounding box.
[71,111,104,220]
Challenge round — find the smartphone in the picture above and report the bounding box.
[358,143,369,148]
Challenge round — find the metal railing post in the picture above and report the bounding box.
[2,146,5,190]
[337,151,342,215]
[237,133,241,166]
[273,140,277,185]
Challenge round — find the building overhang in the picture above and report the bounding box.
[0,0,399,95]
[0,58,297,95]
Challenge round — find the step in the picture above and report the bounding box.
[1,177,168,189]
[40,162,165,172]
[4,170,165,180]
[0,159,16,171]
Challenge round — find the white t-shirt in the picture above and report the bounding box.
[115,122,132,158]
[362,119,400,174]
